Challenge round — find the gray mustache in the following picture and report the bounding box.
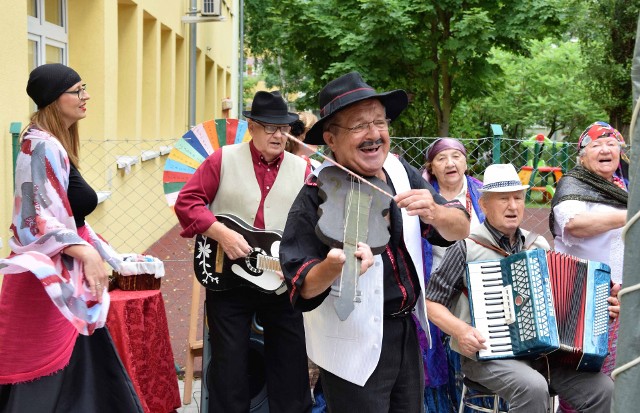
[358,139,384,149]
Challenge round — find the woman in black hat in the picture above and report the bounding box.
[0,64,143,412]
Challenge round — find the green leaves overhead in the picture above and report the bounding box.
[472,39,607,141]
[245,0,565,136]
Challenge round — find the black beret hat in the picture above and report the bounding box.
[27,63,82,109]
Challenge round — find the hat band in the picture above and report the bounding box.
[320,87,375,117]
[482,180,523,191]
[249,107,291,117]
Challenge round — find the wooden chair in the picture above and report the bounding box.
[182,277,203,405]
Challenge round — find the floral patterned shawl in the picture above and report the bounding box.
[0,128,124,334]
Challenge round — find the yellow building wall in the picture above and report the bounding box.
[0,2,30,288]
[0,0,240,287]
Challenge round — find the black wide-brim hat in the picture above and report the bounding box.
[305,71,408,145]
[242,90,299,124]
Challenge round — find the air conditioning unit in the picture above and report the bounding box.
[201,0,222,16]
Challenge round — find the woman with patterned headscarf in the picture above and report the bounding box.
[419,138,485,412]
[422,138,485,271]
[550,121,626,412]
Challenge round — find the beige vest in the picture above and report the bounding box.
[450,224,550,355]
[210,142,307,230]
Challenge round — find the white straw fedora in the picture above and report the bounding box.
[479,164,530,192]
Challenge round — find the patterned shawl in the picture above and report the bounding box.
[0,128,126,334]
[549,165,628,237]
[425,174,484,275]
[0,128,131,383]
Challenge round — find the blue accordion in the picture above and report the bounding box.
[466,249,610,372]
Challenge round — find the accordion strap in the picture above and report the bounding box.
[468,231,542,257]
[468,236,509,257]
[523,231,542,250]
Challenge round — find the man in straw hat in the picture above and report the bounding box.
[425,163,614,412]
[174,91,312,413]
[279,72,470,411]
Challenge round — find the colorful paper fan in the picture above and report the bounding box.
[163,118,250,206]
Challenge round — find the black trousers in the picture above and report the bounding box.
[205,287,312,413]
[319,315,425,413]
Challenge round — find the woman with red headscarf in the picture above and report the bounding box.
[550,121,626,412]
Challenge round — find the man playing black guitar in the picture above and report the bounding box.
[174,91,312,413]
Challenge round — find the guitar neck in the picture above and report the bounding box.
[256,254,281,272]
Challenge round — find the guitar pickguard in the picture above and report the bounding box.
[193,214,285,293]
[195,236,219,286]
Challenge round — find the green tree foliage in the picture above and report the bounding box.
[567,0,640,131]
[244,0,564,137]
[242,75,261,109]
[460,39,607,143]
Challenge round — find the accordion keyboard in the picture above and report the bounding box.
[467,260,514,359]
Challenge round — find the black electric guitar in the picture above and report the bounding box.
[193,214,286,293]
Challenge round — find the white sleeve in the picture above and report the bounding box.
[553,200,588,247]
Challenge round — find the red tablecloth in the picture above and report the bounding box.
[107,289,181,413]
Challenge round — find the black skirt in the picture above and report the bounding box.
[0,327,143,413]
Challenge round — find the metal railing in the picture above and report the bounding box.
[71,133,581,259]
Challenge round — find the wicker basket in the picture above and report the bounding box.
[108,274,119,292]
[114,271,161,291]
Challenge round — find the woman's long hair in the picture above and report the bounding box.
[27,100,80,167]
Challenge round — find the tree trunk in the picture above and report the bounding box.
[438,114,450,137]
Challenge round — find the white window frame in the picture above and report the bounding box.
[27,0,69,67]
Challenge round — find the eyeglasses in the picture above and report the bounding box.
[63,84,87,99]
[332,119,391,136]
[254,120,292,134]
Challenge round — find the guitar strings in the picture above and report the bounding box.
[337,178,354,297]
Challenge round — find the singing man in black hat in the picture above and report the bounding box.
[174,91,312,413]
[279,72,470,412]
